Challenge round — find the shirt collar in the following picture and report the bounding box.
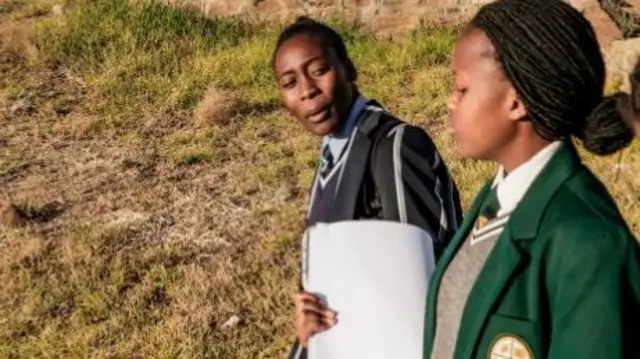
[492,141,563,215]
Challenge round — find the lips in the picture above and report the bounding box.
[305,104,332,124]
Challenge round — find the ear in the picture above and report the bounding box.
[506,87,527,122]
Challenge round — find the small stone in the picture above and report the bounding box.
[0,202,25,227]
[274,185,292,205]
[51,5,64,16]
[221,314,241,329]
[605,38,640,92]
[582,4,623,49]
[613,163,627,173]
[9,99,34,116]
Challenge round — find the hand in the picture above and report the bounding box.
[295,291,338,348]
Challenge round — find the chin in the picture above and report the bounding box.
[307,119,338,137]
[456,143,484,161]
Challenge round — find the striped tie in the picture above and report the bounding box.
[319,144,335,181]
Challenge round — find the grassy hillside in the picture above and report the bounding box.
[0,0,638,357]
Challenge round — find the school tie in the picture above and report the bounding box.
[479,187,500,221]
[319,144,335,181]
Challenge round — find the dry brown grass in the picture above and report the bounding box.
[0,0,638,358]
[0,202,25,227]
[0,20,37,58]
[195,85,248,127]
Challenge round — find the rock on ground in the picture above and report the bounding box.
[606,38,640,92]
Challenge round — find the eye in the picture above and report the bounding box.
[309,64,330,77]
[456,86,467,95]
[281,77,297,89]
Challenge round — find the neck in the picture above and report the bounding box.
[330,92,361,136]
[496,133,551,175]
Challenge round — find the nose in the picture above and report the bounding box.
[300,75,320,101]
[447,92,457,112]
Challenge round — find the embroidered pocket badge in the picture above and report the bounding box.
[489,335,533,359]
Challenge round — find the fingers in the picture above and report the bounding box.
[295,292,322,307]
[302,313,328,334]
[297,298,325,317]
[320,309,337,326]
[298,311,337,347]
[296,293,338,319]
[298,320,325,347]
[295,292,339,347]
[300,307,337,327]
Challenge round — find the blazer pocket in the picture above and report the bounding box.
[476,314,542,359]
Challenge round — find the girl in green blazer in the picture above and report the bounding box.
[424,1,640,358]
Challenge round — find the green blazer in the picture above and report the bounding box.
[423,144,640,359]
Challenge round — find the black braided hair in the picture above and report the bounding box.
[471,0,633,155]
[271,16,357,82]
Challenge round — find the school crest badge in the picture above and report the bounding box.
[476,215,490,229]
[489,335,533,359]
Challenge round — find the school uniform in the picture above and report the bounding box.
[289,96,463,359]
[423,142,640,359]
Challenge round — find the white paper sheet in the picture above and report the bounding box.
[303,220,435,359]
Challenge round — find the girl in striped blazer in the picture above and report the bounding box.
[271,17,463,359]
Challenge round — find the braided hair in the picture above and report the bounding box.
[271,16,357,82]
[471,0,633,155]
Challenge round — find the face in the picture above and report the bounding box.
[274,34,354,137]
[448,28,526,161]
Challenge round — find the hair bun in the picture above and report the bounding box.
[578,93,634,155]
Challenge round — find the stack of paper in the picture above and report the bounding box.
[303,220,435,359]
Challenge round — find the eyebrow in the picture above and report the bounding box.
[479,48,497,60]
[276,55,323,78]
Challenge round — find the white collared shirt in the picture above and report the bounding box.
[491,141,563,217]
[321,95,368,161]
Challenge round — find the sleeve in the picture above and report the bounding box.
[545,224,640,359]
[370,124,462,259]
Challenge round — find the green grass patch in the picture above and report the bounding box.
[162,130,219,166]
[34,0,457,130]
[37,0,261,122]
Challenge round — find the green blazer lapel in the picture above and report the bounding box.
[508,143,582,240]
[455,143,583,358]
[423,181,492,357]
